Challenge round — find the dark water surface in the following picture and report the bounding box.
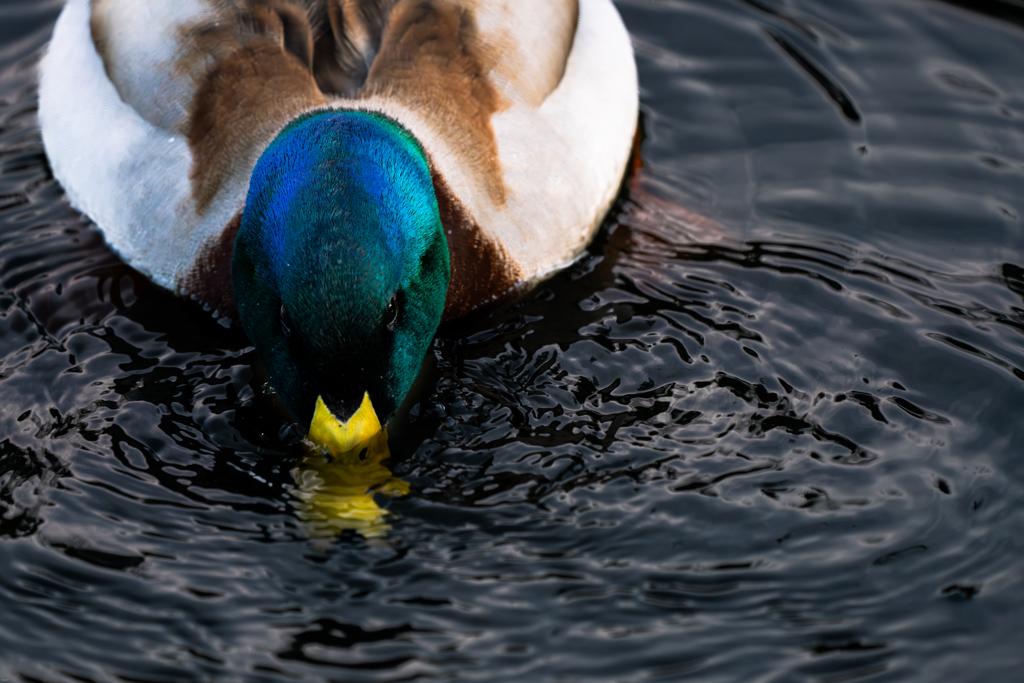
[2,0,1023,680]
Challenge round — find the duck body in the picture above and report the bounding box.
[39,0,638,425]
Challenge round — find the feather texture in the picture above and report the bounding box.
[40,0,637,320]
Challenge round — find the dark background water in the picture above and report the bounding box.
[1,0,1023,680]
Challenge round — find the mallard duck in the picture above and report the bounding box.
[38,0,638,431]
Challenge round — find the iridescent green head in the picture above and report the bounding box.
[233,110,449,426]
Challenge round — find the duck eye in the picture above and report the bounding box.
[280,303,293,338]
[385,293,399,332]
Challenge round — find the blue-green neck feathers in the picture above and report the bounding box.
[233,110,450,426]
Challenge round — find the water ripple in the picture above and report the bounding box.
[1,0,1023,681]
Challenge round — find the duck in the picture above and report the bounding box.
[38,0,638,434]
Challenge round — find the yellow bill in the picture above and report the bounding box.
[307,392,383,455]
[291,392,409,539]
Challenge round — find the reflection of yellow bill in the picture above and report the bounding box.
[291,393,409,539]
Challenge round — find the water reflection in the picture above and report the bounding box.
[292,430,408,539]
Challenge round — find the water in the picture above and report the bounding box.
[1,0,1023,680]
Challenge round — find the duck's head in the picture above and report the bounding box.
[232,110,449,429]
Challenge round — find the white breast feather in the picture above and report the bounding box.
[39,0,247,302]
[387,0,638,282]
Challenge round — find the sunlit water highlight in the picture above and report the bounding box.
[1,0,1022,681]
